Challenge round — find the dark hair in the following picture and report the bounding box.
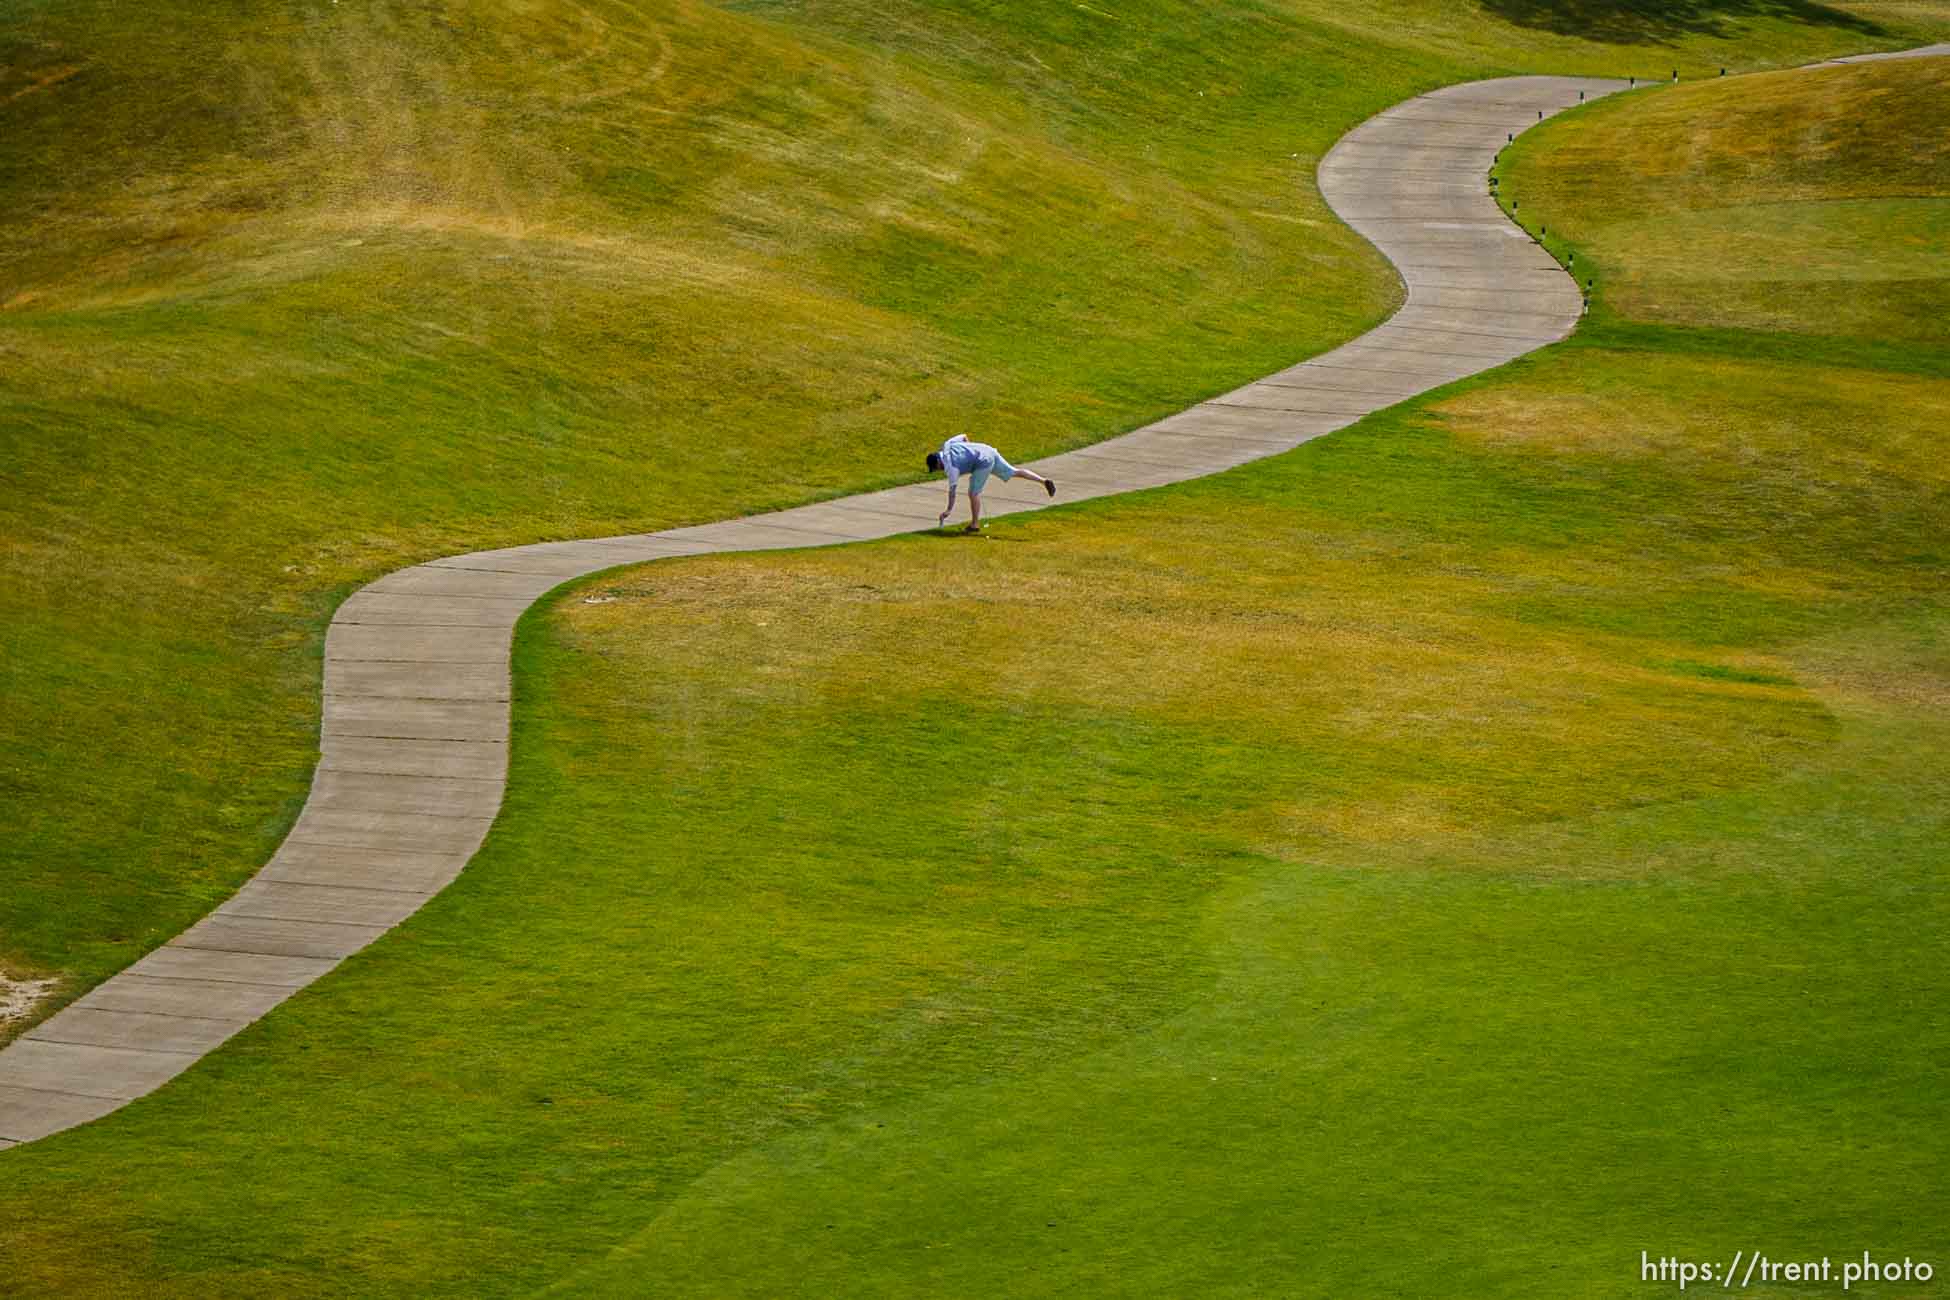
[925,452,943,472]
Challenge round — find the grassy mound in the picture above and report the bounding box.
[1499,57,1950,346]
[4,35,1946,1298]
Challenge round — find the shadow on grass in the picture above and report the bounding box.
[1480,0,1883,45]
[920,527,1030,542]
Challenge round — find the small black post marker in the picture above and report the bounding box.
[1672,69,1678,82]
[1567,251,1575,265]
[1540,225,1547,237]
[1578,90,1585,102]
[1630,76,1635,87]
[1720,67,1727,76]
[1587,277,1594,289]
[1537,109,1544,120]
[1508,132,1514,143]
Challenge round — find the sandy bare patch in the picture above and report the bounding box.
[0,974,60,1026]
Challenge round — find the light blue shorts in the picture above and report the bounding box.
[968,450,1015,494]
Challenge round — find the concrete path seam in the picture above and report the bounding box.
[4,47,1939,1146]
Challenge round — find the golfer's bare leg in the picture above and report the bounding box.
[1015,469,1050,486]
[965,491,983,530]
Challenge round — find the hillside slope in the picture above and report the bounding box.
[0,32,1945,1300]
[1,0,1944,1032]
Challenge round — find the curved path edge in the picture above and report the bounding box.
[1,49,1935,1147]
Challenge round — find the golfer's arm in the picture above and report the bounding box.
[943,473,958,513]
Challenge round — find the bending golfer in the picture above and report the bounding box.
[928,434,1055,532]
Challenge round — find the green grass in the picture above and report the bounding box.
[7,0,1950,1024]
[1496,57,1950,344]
[4,41,1949,1296]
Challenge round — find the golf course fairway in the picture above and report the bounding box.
[1,4,1946,1296]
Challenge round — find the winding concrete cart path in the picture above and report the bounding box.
[0,59,1871,1147]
